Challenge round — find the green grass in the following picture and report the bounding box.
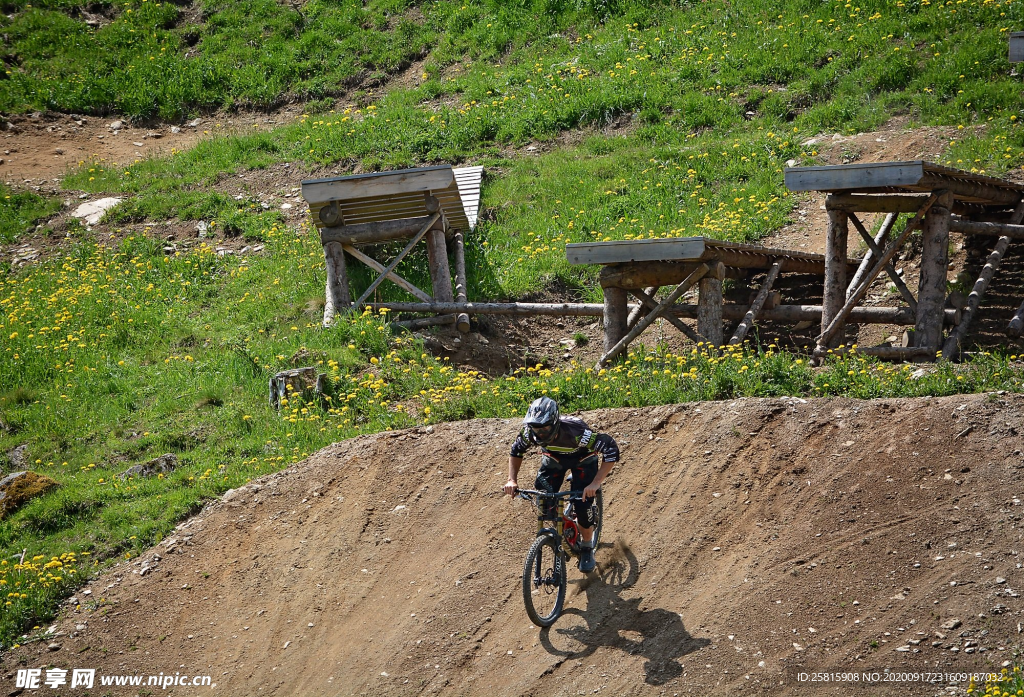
[0,185,61,244]
[0,0,636,120]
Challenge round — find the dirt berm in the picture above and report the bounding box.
[7,394,1024,696]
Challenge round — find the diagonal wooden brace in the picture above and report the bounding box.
[814,192,942,358]
[848,212,917,313]
[597,263,709,367]
[630,288,706,344]
[846,212,898,298]
[729,260,784,345]
[343,244,433,303]
[351,213,439,309]
[627,286,658,328]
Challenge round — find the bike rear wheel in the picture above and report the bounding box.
[522,533,566,627]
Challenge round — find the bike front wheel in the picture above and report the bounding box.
[522,533,566,627]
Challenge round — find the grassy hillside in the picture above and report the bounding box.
[2,0,1024,648]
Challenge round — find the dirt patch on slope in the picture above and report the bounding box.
[0,110,310,187]
[5,393,1024,695]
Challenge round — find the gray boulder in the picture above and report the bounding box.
[118,453,179,481]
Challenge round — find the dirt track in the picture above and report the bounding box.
[5,393,1024,696]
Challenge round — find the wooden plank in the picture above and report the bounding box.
[598,264,710,366]
[368,301,608,316]
[848,213,917,312]
[918,174,1021,206]
[320,215,443,246]
[706,247,832,274]
[432,180,470,228]
[567,238,706,265]
[318,195,467,227]
[826,193,934,213]
[361,301,959,325]
[301,167,454,205]
[453,165,483,229]
[1011,32,1024,63]
[786,161,927,192]
[600,261,745,290]
[307,184,471,233]
[630,288,706,344]
[729,260,783,345]
[342,245,432,302]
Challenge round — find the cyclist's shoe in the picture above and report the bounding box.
[578,542,596,573]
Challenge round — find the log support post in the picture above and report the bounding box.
[322,241,351,327]
[426,226,454,304]
[697,261,725,348]
[1009,299,1024,337]
[821,208,849,348]
[915,202,952,350]
[602,286,629,355]
[453,232,470,333]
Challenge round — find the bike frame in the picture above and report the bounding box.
[518,489,585,556]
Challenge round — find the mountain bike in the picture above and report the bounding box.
[515,482,603,627]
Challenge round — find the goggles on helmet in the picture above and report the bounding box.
[529,422,556,442]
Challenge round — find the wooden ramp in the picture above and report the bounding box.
[568,236,871,364]
[301,165,482,331]
[566,236,844,274]
[785,160,1024,362]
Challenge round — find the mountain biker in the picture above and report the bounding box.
[503,396,620,574]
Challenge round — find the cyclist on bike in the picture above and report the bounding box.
[503,396,620,573]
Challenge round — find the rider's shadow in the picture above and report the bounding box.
[539,539,711,686]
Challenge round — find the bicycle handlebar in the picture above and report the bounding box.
[514,488,586,500]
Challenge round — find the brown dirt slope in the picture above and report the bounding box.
[6,393,1024,696]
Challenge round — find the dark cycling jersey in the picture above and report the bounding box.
[510,415,620,463]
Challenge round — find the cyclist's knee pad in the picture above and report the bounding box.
[574,497,598,528]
